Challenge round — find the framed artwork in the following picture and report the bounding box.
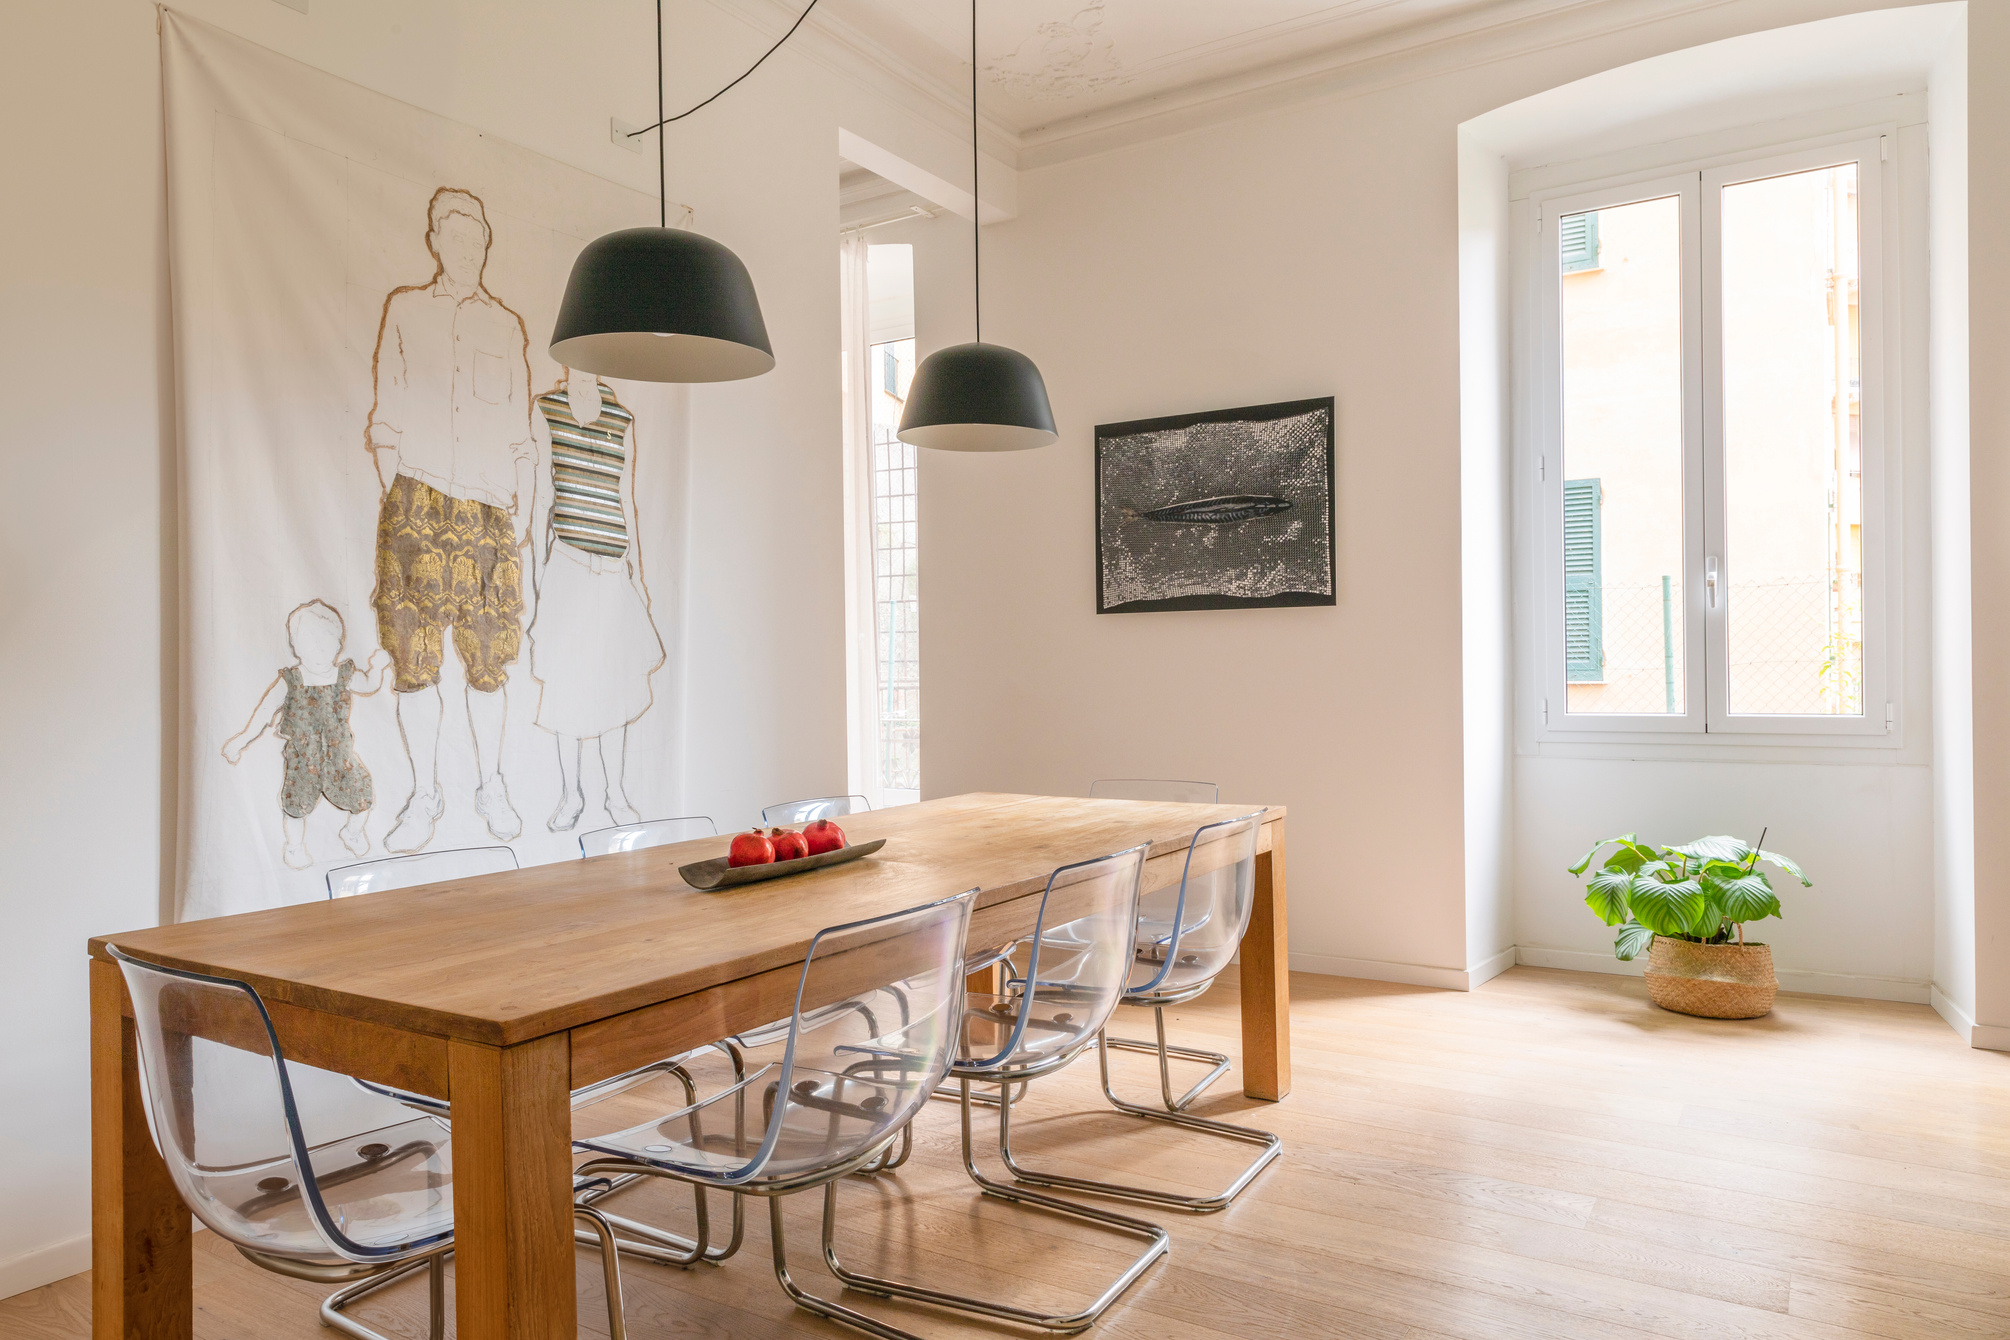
[1095,396,1336,614]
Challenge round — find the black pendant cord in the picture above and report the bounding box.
[634,0,823,159]
[656,0,666,227]
[971,0,981,345]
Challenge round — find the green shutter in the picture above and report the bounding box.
[883,347,899,394]
[1560,211,1600,273]
[1564,478,1603,682]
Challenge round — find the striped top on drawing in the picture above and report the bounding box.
[536,385,632,558]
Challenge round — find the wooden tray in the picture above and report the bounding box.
[679,839,887,891]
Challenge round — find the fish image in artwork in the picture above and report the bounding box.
[1132,494,1294,524]
[221,600,392,869]
[1096,397,1335,614]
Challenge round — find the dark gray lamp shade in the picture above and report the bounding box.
[550,227,774,383]
[896,342,1057,452]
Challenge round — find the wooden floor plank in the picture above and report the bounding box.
[11,966,2009,1340]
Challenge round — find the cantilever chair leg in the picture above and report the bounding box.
[998,1029,1281,1213]
[1101,1005,1232,1112]
[812,1078,1169,1335]
[320,1252,448,1340]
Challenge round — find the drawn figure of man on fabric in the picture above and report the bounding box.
[366,186,537,852]
[222,600,390,869]
[527,369,666,831]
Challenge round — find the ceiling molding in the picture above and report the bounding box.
[1012,0,1752,168]
[703,0,1857,176]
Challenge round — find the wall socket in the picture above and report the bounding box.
[610,118,649,154]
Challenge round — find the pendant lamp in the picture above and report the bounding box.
[550,0,805,382]
[897,0,1057,452]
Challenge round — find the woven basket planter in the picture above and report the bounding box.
[1643,936,1777,1019]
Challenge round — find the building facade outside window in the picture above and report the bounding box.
[869,336,920,800]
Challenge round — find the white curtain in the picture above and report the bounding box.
[839,231,884,807]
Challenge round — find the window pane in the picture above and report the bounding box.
[869,336,921,790]
[1721,163,1861,715]
[1560,195,1686,714]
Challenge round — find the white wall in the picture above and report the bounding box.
[920,0,1984,994]
[1927,17,1973,1035]
[1964,0,2010,1051]
[0,0,970,1297]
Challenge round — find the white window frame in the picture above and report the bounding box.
[1529,128,1900,746]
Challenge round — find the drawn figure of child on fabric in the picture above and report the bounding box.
[223,600,391,869]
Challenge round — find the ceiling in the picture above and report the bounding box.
[820,0,1532,136]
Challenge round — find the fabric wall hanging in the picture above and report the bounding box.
[164,11,690,920]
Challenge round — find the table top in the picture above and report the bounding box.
[94,792,1283,1046]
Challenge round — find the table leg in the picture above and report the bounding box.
[1240,819,1292,1101]
[90,958,191,1340]
[449,1034,576,1340]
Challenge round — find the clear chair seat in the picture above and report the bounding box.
[203,1113,454,1259]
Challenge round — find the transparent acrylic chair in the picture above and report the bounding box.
[762,794,871,825]
[1088,779,1219,804]
[327,845,729,1260]
[1086,778,1241,1107]
[1010,812,1281,1213]
[105,945,627,1340]
[580,815,718,857]
[325,845,518,898]
[819,844,1171,1335]
[572,888,976,1340]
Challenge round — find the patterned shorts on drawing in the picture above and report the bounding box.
[372,473,524,693]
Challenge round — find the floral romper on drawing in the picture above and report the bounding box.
[277,660,375,819]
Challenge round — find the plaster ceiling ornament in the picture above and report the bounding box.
[983,1,1131,100]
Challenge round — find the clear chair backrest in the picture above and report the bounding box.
[747,889,974,1185]
[761,795,872,825]
[325,845,518,898]
[108,947,454,1263]
[1090,778,1219,804]
[981,844,1148,1068]
[579,815,718,857]
[1135,811,1265,993]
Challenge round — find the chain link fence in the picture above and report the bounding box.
[1567,573,1861,716]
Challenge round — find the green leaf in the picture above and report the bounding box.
[1615,921,1655,961]
[1559,839,1640,879]
[1691,897,1726,939]
[1669,835,1752,863]
[1757,849,1812,886]
[1703,868,1779,923]
[1568,834,1637,876]
[1628,876,1706,936]
[1583,870,1633,926]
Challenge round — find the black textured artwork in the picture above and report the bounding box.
[1095,397,1335,614]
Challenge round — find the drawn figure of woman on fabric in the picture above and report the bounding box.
[222,600,391,869]
[526,369,666,830]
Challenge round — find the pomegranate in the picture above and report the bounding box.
[803,819,847,855]
[770,827,811,862]
[728,829,776,868]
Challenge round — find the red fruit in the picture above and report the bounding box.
[728,829,776,868]
[770,827,811,862]
[802,819,847,855]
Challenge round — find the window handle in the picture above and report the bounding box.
[1707,557,1720,609]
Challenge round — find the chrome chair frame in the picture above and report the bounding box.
[107,947,629,1340]
[815,846,1170,1334]
[572,890,978,1340]
[998,813,1282,1213]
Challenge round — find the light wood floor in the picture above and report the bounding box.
[8,966,2009,1340]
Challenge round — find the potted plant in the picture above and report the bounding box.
[1567,832,1811,1019]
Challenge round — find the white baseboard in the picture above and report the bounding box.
[1514,946,1929,1003]
[0,1232,89,1304]
[1971,1020,2010,1053]
[1288,948,1514,992]
[1932,985,1976,1043]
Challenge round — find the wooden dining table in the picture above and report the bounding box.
[89,792,1289,1340]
